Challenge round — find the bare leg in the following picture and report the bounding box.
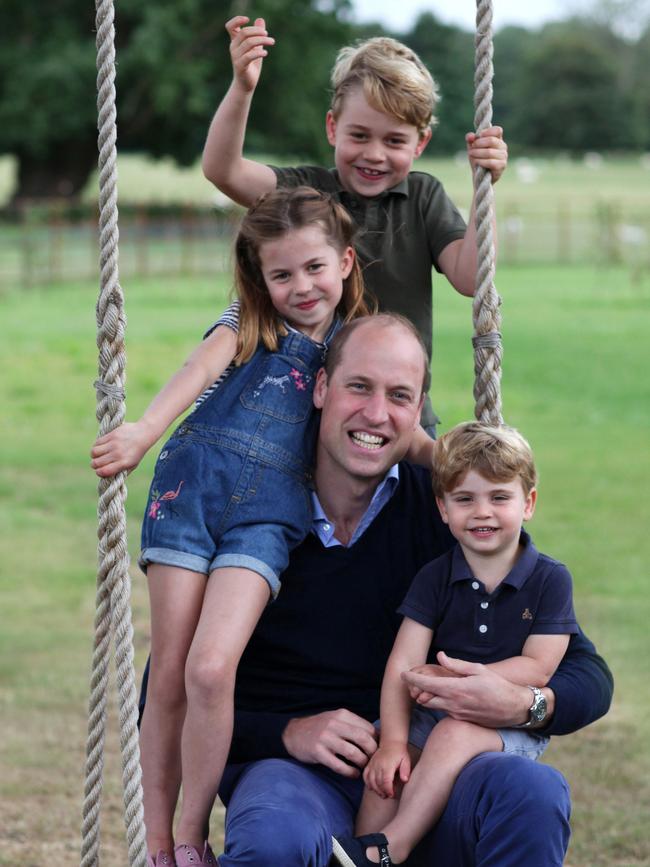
[140,564,207,856]
[175,566,271,851]
[377,718,503,864]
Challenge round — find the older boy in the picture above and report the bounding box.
[203,19,508,431]
[332,422,579,866]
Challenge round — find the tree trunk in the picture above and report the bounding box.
[10,138,99,207]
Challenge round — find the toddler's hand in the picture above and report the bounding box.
[91,421,154,477]
[226,15,275,93]
[466,126,508,183]
[363,741,411,799]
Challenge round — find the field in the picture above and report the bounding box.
[1,252,649,865]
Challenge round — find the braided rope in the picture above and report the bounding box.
[81,0,147,864]
[472,0,503,424]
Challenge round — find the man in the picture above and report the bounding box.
[142,314,613,865]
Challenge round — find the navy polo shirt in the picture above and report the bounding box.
[398,530,579,665]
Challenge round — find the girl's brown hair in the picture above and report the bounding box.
[234,186,376,363]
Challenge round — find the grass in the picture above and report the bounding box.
[1,263,649,865]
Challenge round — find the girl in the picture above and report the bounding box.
[91,187,374,867]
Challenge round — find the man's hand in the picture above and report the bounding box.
[401,651,535,728]
[363,740,411,799]
[282,709,378,778]
[226,16,275,94]
[466,126,508,184]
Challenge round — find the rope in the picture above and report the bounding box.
[472,0,503,424]
[81,0,147,864]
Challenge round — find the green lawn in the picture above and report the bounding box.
[1,264,649,865]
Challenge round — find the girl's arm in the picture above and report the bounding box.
[487,633,571,687]
[91,325,238,477]
[364,618,433,798]
[438,126,507,297]
[405,425,435,468]
[202,16,277,204]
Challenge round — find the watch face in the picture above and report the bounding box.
[531,693,547,722]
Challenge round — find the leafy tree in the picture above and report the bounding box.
[0,0,352,202]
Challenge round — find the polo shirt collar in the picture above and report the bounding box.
[450,529,539,590]
[332,170,410,200]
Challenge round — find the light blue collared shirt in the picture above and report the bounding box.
[311,464,400,548]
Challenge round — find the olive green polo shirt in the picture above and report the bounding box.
[271,165,467,428]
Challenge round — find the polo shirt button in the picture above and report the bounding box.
[479,624,488,634]
[324,524,330,530]
[471,581,480,590]
[481,602,489,609]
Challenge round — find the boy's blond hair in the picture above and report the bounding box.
[432,422,538,497]
[330,37,439,135]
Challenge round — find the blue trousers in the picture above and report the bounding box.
[218,753,570,866]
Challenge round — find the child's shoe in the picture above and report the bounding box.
[147,851,175,867]
[331,833,394,866]
[174,842,218,866]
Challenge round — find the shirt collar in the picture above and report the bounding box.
[311,463,400,547]
[333,170,410,202]
[450,529,539,590]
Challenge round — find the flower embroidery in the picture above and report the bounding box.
[289,368,309,391]
[148,481,184,520]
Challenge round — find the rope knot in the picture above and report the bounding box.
[472,332,502,350]
[94,379,126,401]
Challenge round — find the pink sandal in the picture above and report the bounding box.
[174,842,218,867]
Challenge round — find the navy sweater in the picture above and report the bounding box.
[228,463,613,762]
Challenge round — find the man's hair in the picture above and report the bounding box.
[330,36,439,135]
[234,186,376,363]
[324,313,430,395]
[432,422,538,497]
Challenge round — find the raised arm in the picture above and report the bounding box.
[90,324,238,477]
[437,126,508,297]
[202,16,278,205]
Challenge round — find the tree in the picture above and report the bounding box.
[0,0,352,203]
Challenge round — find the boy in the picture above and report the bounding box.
[202,18,508,432]
[331,422,579,866]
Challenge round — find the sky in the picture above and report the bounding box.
[350,0,577,33]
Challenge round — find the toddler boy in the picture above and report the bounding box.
[332,422,579,866]
[203,19,508,431]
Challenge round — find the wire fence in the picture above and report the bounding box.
[1,199,648,291]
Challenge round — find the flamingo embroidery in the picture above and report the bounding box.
[148,480,184,520]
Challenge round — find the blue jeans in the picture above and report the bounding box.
[218,754,570,866]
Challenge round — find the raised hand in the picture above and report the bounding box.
[466,126,508,183]
[226,15,275,93]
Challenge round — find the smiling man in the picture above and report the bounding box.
[203,313,614,866]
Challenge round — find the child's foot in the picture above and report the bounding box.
[147,851,175,867]
[331,833,394,866]
[174,842,218,867]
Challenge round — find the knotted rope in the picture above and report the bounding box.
[81,0,147,864]
[472,0,503,424]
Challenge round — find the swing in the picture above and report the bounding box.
[80,1,502,864]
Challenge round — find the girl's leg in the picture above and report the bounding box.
[140,564,207,856]
[379,719,503,864]
[175,566,271,851]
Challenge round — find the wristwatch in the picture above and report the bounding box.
[515,686,548,728]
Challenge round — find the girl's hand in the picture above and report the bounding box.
[363,740,411,799]
[466,126,508,183]
[90,421,155,477]
[226,15,275,93]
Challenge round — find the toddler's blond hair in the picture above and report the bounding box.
[432,422,538,498]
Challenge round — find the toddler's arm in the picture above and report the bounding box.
[405,425,435,468]
[487,633,571,687]
[438,126,508,297]
[364,618,432,799]
[90,324,238,477]
[202,16,277,205]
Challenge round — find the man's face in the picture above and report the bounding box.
[325,87,431,198]
[313,321,426,485]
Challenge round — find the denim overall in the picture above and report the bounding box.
[140,324,337,597]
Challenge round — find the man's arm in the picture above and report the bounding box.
[437,126,508,297]
[401,628,613,735]
[202,16,277,205]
